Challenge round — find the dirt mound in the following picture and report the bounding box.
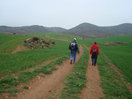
[24,37,55,49]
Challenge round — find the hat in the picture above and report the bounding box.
[73,38,76,41]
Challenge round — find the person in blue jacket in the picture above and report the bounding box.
[69,38,79,64]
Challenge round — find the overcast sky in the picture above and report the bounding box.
[0,0,132,29]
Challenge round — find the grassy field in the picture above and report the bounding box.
[0,33,72,95]
[85,35,132,98]
[0,33,132,98]
[0,56,68,93]
[101,43,132,85]
[83,35,132,43]
[46,33,81,42]
[84,35,132,84]
[98,51,132,99]
[45,34,132,98]
[0,33,70,76]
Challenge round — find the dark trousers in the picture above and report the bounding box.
[91,53,98,66]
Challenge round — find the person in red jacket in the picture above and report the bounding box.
[90,42,99,66]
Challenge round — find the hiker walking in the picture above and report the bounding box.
[69,38,79,64]
[90,42,99,66]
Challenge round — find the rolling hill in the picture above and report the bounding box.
[64,23,132,38]
[0,23,132,38]
[0,25,67,34]
[45,27,67,33]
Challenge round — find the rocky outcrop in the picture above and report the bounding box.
[24,37,55,49]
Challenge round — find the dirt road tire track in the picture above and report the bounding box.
[11,46,83,99]
[80,48,104,99]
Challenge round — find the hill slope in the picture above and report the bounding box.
[63,23,107,38]
[64,23,132,38]
[0,25,67,34]
[0,23,132,38]
[45,27,67,33]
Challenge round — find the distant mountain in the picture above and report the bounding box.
[63,23,132,38]
[100,23,132,35]
[0,25,49,34]
[63,23,106,38]
[0,25,67,34]
[45,27,67,33]
[0,23,132,38]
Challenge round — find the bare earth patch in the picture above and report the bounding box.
[12,44,29,53]
[10,46,83,99]
[80,55,104,99]
[102,42,127,46]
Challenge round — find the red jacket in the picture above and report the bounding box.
[90,44,99,55]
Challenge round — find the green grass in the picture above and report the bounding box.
[46,33,81,42]
[100,43,132,85]
[84,35,132,88]
[0,33,55,53]
[83,35,132,98]
[0,33,70,96]
[98,50,132,99]
[0,34,30,53]
[0,37,69,76]
[83,35,132,44]
[61,46,89,99]
[1,33,132,98]
[23,86,29,89]
[0,88,19,94]
[0,56,68,93]
[0,76,18,89]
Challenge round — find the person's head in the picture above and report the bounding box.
[94,42,97,44]
[73,38,76,42]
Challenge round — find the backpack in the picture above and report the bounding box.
[92,46,97,53]
[70,42,76,50]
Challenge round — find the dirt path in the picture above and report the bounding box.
[80,54,104,99]
[45,34,69,42]
[12,44,29,53]
[11,46,83,99]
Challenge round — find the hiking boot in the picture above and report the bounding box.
[70,60,72,64]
